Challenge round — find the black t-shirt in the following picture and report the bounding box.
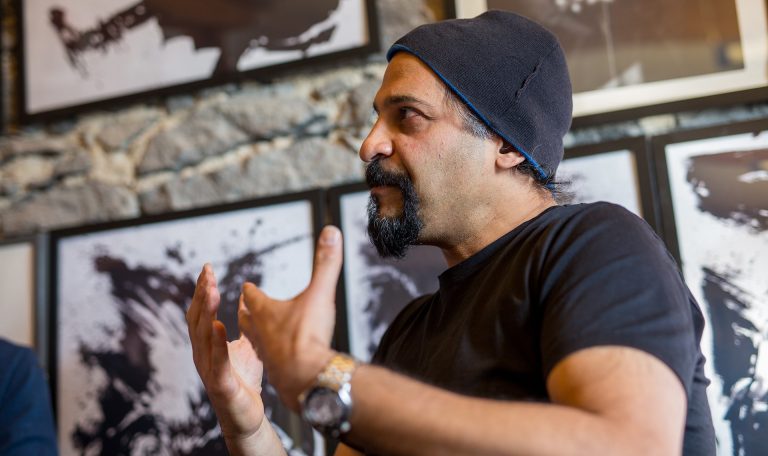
[372,202,716,455]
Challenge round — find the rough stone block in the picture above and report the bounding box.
[0,135,79,163]
[96,108,162,151]
[54,149,93,177]
[138,107,249,174]
[216,92,316,140]
[1,183,139,235]
[2,156,57,190]
[244,137,364,195]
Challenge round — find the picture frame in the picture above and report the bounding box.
[0,234,49,363]
[49,190,327,456]
[559,136,659,231]
[653,119,768,456]
[449,0,768,125]
[17,0,379,123]
[328,182,447,362]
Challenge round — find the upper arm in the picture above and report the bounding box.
[547,345,687,455]
[334,443,364,456]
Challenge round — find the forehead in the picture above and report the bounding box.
[376,53,446,104]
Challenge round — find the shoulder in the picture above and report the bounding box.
[0,340,42,401]
[0,341,57,454]
[538,202,665,258]
[547,202,649,231]
[387,293,434,330]
[0,340,38,384]
[371,293,434,363]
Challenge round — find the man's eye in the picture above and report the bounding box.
[399,107,419,120]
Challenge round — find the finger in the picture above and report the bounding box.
[241,282,269,314]
[210,320,233,383]
[237,292,258,345]
[305,225,343,302]
[186,264,212,329]
[195,269,221,347]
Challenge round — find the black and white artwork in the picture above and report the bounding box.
[454,0,768,117]
[332,185,446,361]
[52,194,324,455]
[558,149,642,215]
[0,238,37,349]
[658,126,768,456]
[21,0,375,118]
[557,138,656,228]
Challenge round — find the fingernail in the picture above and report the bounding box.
[321,226,340,245]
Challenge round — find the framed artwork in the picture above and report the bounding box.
[653,119,768,456]
[18,0,379,122]
[559,136,659,230]
[0,234,48,360]
[328,183,447,362]
[50,191,326,455]
[450,0,768,124]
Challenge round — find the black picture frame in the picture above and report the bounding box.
[0,233,49,364]
[561,136,660,232]
[327,182,447,362]
[49,189,327,455]
[17,0,380,123]
[652,119,768,456]
[449,0,768,126]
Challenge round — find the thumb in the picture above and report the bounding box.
[305,225,343,302]
[241,282,269,313]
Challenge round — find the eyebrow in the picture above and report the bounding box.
[372,95,435,113]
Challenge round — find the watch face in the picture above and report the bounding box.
[304,387,344,426]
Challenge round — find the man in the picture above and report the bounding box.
[0,338,58,455]
[187,11,715,455]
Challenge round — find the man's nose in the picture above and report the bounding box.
[359,119,393,163]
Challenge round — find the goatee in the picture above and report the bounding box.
[365,160,424,259]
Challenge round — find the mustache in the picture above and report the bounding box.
[365,160,413,189]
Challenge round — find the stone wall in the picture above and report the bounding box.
[1,0,768,238]
[0,1,438,236]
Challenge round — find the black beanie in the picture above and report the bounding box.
[387,10,573,181]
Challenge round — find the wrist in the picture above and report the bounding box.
[222,419,284,456]
[211,386,266,442]
[299,352,360,439]
[297,345,337,391]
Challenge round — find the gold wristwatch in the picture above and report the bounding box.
[299,353,358,438]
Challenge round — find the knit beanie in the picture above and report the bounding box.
[387,10,573,180]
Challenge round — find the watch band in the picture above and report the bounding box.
[299,353,359,438]
[315,353,358,392]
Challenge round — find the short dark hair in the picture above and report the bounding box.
[442,85,570,198]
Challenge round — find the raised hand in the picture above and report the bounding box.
[238,225,343,411]
[187,264,266,442]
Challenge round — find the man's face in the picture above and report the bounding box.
[360,53,497,257]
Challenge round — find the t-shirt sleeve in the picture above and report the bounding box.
[538,203,701,395]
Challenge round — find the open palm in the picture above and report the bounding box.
[187,264,266,441]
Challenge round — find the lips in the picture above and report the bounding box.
[370,185,398,196]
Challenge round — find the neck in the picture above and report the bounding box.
[440,193,556,268]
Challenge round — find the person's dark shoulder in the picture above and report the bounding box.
[549,201,651,230]
[539,202,666,255]
[0,340,39,394]
[371,293,435,364]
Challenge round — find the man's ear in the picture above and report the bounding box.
[496,142,526,170]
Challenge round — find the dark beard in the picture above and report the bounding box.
[365,160,424,259]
